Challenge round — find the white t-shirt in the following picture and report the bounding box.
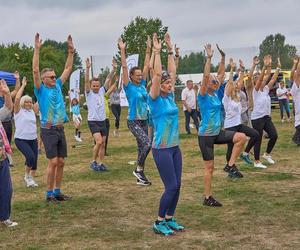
[14,108,37,140]
[291,82,300,127]
[239,91,248,113]
[276,87,288,100]
[85,87,106,121]
[181,87,196,111]
[222,95,242,128]
[251,86,271,120]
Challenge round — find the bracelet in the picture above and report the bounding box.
[168,52,173,55]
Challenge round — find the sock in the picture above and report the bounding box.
[75,128,78,136]
[54,188,61,196]
[46,190,53,198]
[78,131,81,138]
[242,152,249,156]
[136,166,143,172]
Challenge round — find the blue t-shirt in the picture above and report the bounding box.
[124,79,148,120]
[198,92,222,136]
[34,78,69,127]
[148,92,179,149]
[71,103,80,115]
[0,96,4,108]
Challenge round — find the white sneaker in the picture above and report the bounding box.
[30,177,39,187]
[1,219,18,227]
[74,135,82,142]
[24,175,36,187]
[262,153,275,164]
[113,130,117,137]
[254,162,267,169]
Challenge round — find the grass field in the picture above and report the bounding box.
[1,107,300,250]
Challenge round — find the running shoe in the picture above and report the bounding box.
[165,218,184,231]
[98,163,108,171]
[46,195,60,204]
[253,161,267,169]
[90,161,100,171]
[153,220,174,236]
[1,219,18,227]
[133,169,150,183]
[203,196,222,207]
[240,153,253,165]
[262,153,275,164]
[136,178,152,186]
[224,165,243,178]
[54,193,72,201]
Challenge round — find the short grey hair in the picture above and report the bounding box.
[20,95,33,108]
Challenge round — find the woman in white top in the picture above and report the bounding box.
[242,56,280,168]
[276,81,291,122]
[291,57,300,145]
[223,59,259,177]
[14,77,38,187]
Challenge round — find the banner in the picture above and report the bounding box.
[69,69,80,111]
[119,54,139,107]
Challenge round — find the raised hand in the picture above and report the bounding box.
[277,58,281,69]
[164,33,172,51]
[112,57,117,69]
[118,37,126,50]
[146,35,152,49]
[175,44,180,56]
[153,33,161,52]
[34,33,42,49]
[14,71,20,80]
[229,58,236,70]
[216,44,225,57]
[21,76,27,87]
[86,58,91,69]
[253,56,260,65]
[67,35,74,53]
[0,79,10,94]
[263,55,272,67]
[239,59,245,70]
[204,44,213,58]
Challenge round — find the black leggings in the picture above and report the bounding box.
[104,119,110,155]
[245,116,278,160]
[225,124,260,162]
[111,104,121,129]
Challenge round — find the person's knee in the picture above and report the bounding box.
[269,131,278,141]
[234,132,247,144]
[57,158,65,167]
[26,154,36,167]
[49,158,58,168]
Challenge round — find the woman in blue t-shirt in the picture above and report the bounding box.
[148,33,184,236]
[198,44,247,207]
[118,36,152,186]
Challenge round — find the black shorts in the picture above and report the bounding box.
[41,127,67,159]
[198,130,235,161]
[88,121,107,136]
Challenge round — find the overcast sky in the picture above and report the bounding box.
[1,0,300,70]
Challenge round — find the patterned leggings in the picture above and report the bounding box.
[127,120,151,167]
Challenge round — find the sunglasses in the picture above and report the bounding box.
[211,80,219,85]
[45,76,56,80]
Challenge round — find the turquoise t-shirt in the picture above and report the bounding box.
[71,103,80,115]
[148,92,179,149]
[34,78,69,127]
[198,92,221,136]
[124,79,148,120]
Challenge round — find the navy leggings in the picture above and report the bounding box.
[15,138,38,170]
[111,104,121,129]
[127,120,151,167]
[0,159,12,221]
[152,146,182,218]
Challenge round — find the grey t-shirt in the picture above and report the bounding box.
[110,89,121,105]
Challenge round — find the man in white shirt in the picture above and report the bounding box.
[181,80,199,134]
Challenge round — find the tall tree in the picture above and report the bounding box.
[259,33,297,69]
[117,16,168,69]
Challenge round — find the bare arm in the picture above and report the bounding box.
[175,44,180,69]
[237,60,245,90]
[291,57,299,82]
[267,58,281,89]
[32,33,41,90]
[224,58,235,97]
[255,55,270,91]
[216,44,225,83]
[60,35,74,84]
[0,80,13,111]
[142,35,151,80]
[11,71,21,98]
[200,44,213,96]
[104,58,117,90]
[85,58,91,93]
[150,33,162,100]
[294,56,300,87]
[118,38,129,86]
[165,33,176,88]
[14,76,27,114]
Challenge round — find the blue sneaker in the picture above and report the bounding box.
[240,153,253,165]
[90,161,101,171]
[153,220,174,236]
[166,218,184,231]
[98,163,108,171]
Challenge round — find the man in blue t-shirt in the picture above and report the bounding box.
[33,33,74,203]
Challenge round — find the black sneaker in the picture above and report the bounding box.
[223,164,231,173]
[136,178,152,186]
[227,165,243,178]
[203,196,222,207]
[54,193,72,201]
[46,196,60,204]
[133,169,150,183]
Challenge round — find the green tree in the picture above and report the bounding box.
[259,33,297,69]
[117,16,168,69]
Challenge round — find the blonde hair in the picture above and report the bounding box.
[20,95,33,108]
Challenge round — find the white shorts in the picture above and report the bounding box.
[72,114,82,125]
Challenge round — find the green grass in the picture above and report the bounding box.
[1,107,300,249]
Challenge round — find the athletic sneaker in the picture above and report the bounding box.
[28,175,38,187]
[136,178,152,186]
[253,161,267,169]
[55,193,72,201]
[74,135,82,142]
[240,153,253,165]
[166,218,184,231]
[98,163,108,171]
[203,196,222,207]
[90,161,100,171]
[262,153,275,164]
[153,220,174,236]
[224,164,243,178]
[46,195,60,204]
[24,175,36,187]
[133,169,150,184]
[1,219,18,227]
